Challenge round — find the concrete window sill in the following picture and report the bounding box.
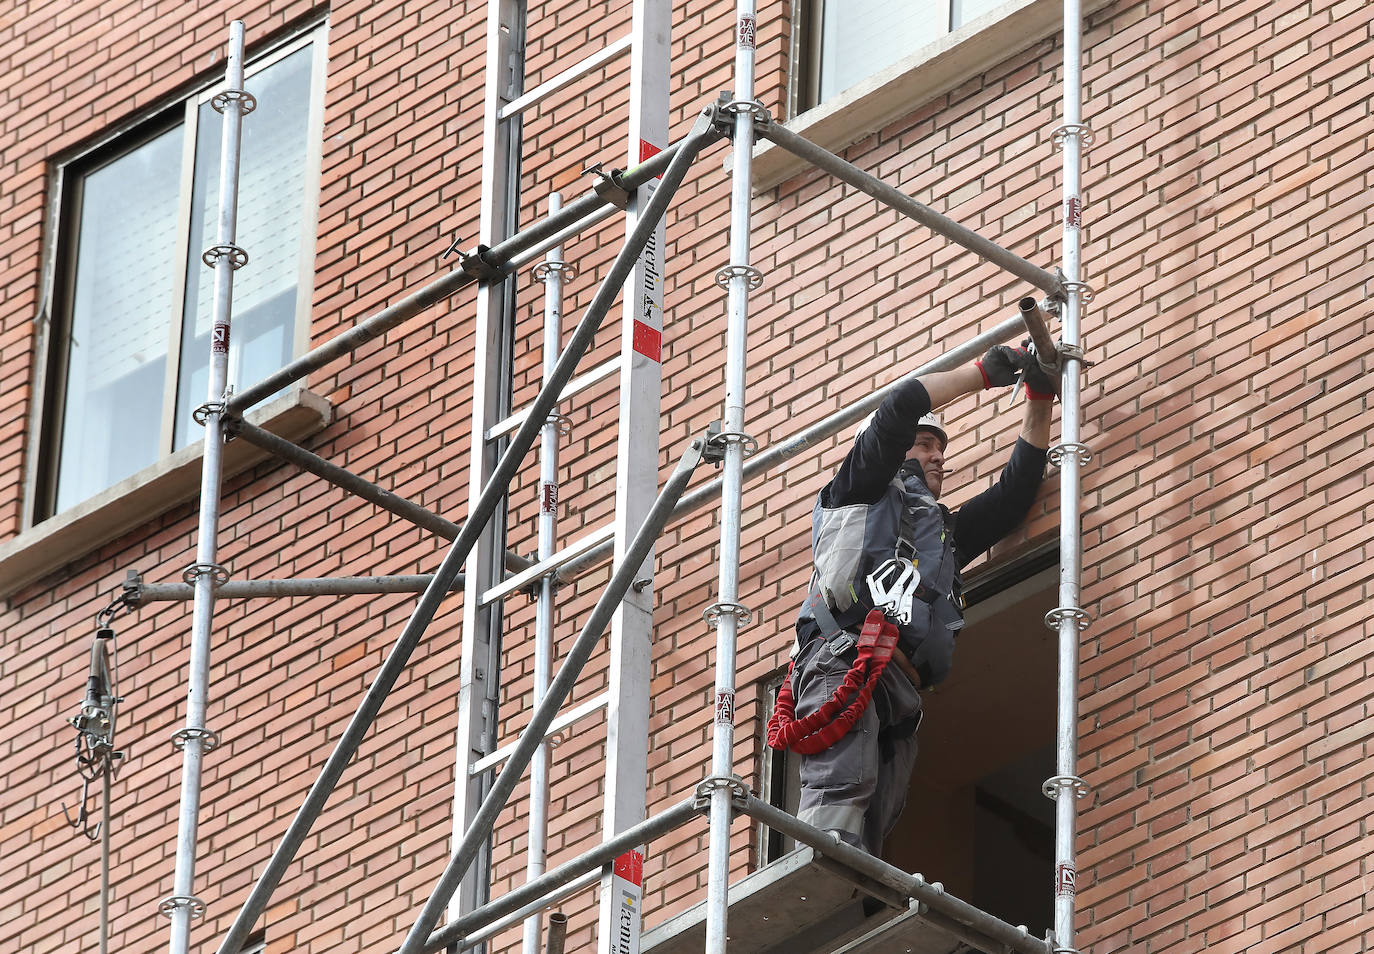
[750,0,1110,192]
[0,387,333,598]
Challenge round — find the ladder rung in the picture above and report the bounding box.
[470,692,609,775]
[487,357,619,441]
[499,34,632,120]
[481,523,615,605]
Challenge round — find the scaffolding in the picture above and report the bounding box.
[116,2,1094,953]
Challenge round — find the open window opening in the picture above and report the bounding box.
[760,550,1057,936]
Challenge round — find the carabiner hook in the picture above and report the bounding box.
[61,774,100,841]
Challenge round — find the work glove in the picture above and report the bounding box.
[976,345,1025,388]
[1021,341,1057,400]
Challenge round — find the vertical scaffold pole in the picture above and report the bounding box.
[455,0,525,927]
[523,193,568,954]
[703,4,761,953]
[165,20,252,954]
[599,1,671,951]
[1047,0,1093,949]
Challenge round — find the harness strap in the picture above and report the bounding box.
[767,609,899,755]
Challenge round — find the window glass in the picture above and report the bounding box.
[43,32,320,518]
[175,44,313,448]
[55,126,182,512]
[818,0,950,103]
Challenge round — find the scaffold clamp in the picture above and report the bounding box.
[704,601,753,628]
[182,562,230,587]
[703,420,758,464]
[1047,442,1092,468]
[714,263,764,291]
[171,727,220,752]
[158,895,207,919]
[693,774,750,811]
[458,245,505,282]
[532,260,577,283]
[1050,122,1095,150]
[202,243,249,270]
[211,88,257,115]
[1041,774,1090,801]
[712,92,772,134]
[1045,605,1092,631]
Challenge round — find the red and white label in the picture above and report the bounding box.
[715,690,735,726]
[212,323,229,354]
[609,850,644,954]
[1056,863,1077,897]
[639,139,662,179]
[631,320,662,362]
[1065,196,1082,228]
[738,15,756,49]
[541,481,558,514]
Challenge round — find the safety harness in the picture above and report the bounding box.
[767,607,900,754]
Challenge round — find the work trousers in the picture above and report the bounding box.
[792,633,923,856]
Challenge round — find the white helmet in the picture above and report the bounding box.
[855,409,947,449]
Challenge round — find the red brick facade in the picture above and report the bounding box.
[2,0,1370,952]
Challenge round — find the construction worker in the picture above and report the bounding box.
[768,343,1055,857]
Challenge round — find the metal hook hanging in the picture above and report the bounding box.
[62,773,101,841]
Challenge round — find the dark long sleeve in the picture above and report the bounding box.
[950,437,1048,567]
[824,378,933,507]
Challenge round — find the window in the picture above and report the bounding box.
[36,28,324,519]
[796,0,1010,111]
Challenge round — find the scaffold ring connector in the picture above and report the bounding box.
[1045,605,1092,631]
[158,894,208,919]
[714,263,764,291]
[192,401,227,426]
[202,243,249,270]
[1047,442,1092,468]
[705,428,758,460]
[718,98,772,124]
[533,260,577,282]
[714,265,769,291]
[171,727,220,752]
[704,601,753,628]
[545,411,572,436]
[1060,279,1095,304]
[1042,774,1091,800]
[692,774,750,810]
[182,562,230,587]
[211,88,257,115]
[1050,123,1095,150]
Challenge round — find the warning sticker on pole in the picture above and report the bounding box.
[212,323,229,354]
[639,140,662,178]
[541,481,558,514]
[715,689,735,726]
[1065,197,1082,228]
[631,320,662,362]
[738,15,756,49]
[1056,863,1077,897]
[609,850,644,954]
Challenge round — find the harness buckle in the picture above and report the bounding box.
[866,559,920,624]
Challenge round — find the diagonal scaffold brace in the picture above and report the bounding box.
[397,431,708,954]
[212,108,722,954]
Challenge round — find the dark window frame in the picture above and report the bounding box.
[29,22,326,524]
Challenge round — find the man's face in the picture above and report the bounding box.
[907,429,948,498]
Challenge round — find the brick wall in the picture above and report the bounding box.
[2,0,1370,952]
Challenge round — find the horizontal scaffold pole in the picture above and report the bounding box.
[128,575,459,603]
[225,137,696,417]
[225,417,532,572]
[213,116,719,954]
[741,793,1049,954]
[757,123,1062,297]
[421,798,701,953]
[550,312,1029,583]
